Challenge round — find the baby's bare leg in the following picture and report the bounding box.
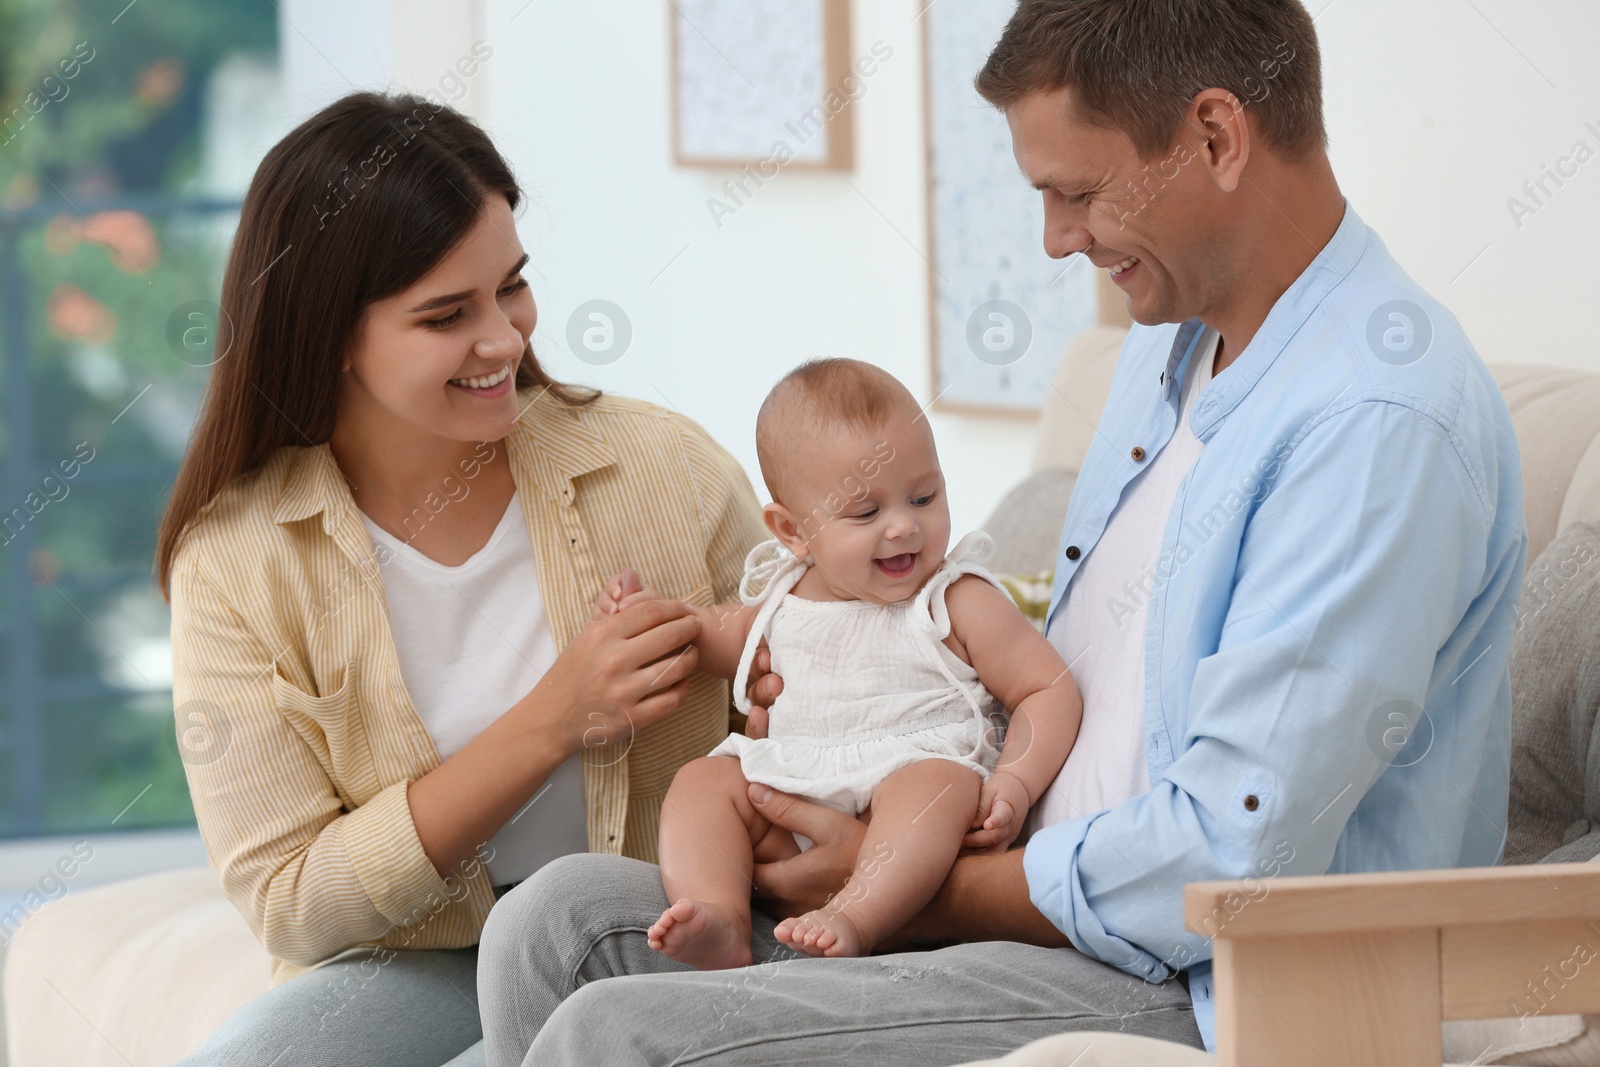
[775,759,981,958]
[652,755,786,970]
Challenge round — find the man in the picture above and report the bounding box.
[477,2,1526,1062]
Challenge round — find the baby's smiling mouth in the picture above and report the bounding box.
[875,552,916,578]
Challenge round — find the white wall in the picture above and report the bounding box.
[280,0,491,124]
[280,0,396,120]
[479,0,1031,537]
[284,0,1600,535]
[1316,0,1600,371]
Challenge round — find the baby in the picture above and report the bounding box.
[596,358,1082,968]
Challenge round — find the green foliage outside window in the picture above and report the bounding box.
[0,0,276,837]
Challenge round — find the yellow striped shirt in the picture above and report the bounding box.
[169,387,766,985]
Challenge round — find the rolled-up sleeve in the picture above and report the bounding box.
[1024,399,1494,977]
[171,557,458,965]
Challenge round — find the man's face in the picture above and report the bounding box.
[1006,86,1222,327]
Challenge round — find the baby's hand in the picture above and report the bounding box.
[591,568,662,620]
[962,770,1030,853]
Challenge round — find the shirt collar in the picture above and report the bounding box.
[270,443,351,533]
[271,385,618,530]
[505,384,618,504]
[1162,197,1369,431]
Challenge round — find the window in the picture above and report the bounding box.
[0,0,280,840]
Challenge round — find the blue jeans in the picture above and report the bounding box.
[475,853,1204,1066]
[173,943,487,1066]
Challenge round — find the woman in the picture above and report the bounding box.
[154,90,766,1065]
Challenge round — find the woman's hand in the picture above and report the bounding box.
[527,597,702,759]
[594,576,780,739]
[410,596,694,880]
[747,783,866,918]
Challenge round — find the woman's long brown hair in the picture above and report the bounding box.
[153,91,594,601]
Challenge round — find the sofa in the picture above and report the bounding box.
[8,326,1600,1066]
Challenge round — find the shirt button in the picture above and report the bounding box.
[1131,446,1146,462]
[1243,794,1260,812]
[1065,545,1080,561]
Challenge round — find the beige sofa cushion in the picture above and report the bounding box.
[946,1024,1589,1067]
[981,468,1075,578]
[4,867,271,1067]
[1559,428,1600,540]
[1480,365,1600,567]
[1031,325,1126,475]
[1449,1013,1598,1067]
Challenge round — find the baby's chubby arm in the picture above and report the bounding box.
[944,575,1084,853]
[593,570,757,681]
[686,602,760,679]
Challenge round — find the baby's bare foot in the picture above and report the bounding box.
[774,907,868,958]
[647,899,753,970]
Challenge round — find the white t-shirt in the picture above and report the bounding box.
[359,488,588,886]
[1031,329,1219,830]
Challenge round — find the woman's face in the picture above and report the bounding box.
[340,195,535,447]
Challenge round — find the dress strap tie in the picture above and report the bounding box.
[731,539,810,715]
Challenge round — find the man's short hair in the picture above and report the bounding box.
[974,0,1327,161]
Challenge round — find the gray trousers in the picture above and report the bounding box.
[476,853,1204,1067]
[172,943,488,1066]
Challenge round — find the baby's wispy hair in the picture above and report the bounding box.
[755,358,919,504]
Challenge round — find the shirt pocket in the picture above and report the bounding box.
[271,658,381,810]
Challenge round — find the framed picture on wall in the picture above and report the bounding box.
[921,0,1115,415]
[669,0,855,170]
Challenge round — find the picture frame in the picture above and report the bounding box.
[920,0,1111,416]
[669,0,855,171]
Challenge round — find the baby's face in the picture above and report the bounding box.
[774,412,952,605]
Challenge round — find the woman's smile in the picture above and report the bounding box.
[447,359,515,396]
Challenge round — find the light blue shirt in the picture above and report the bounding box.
[1023,201,1527,1052]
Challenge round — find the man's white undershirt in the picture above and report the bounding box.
[1031,328,1219,831]
[360,489,588,886]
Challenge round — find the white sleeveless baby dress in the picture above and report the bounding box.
[712,530,1008,817]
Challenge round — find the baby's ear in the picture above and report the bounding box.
[762,502,810,560]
